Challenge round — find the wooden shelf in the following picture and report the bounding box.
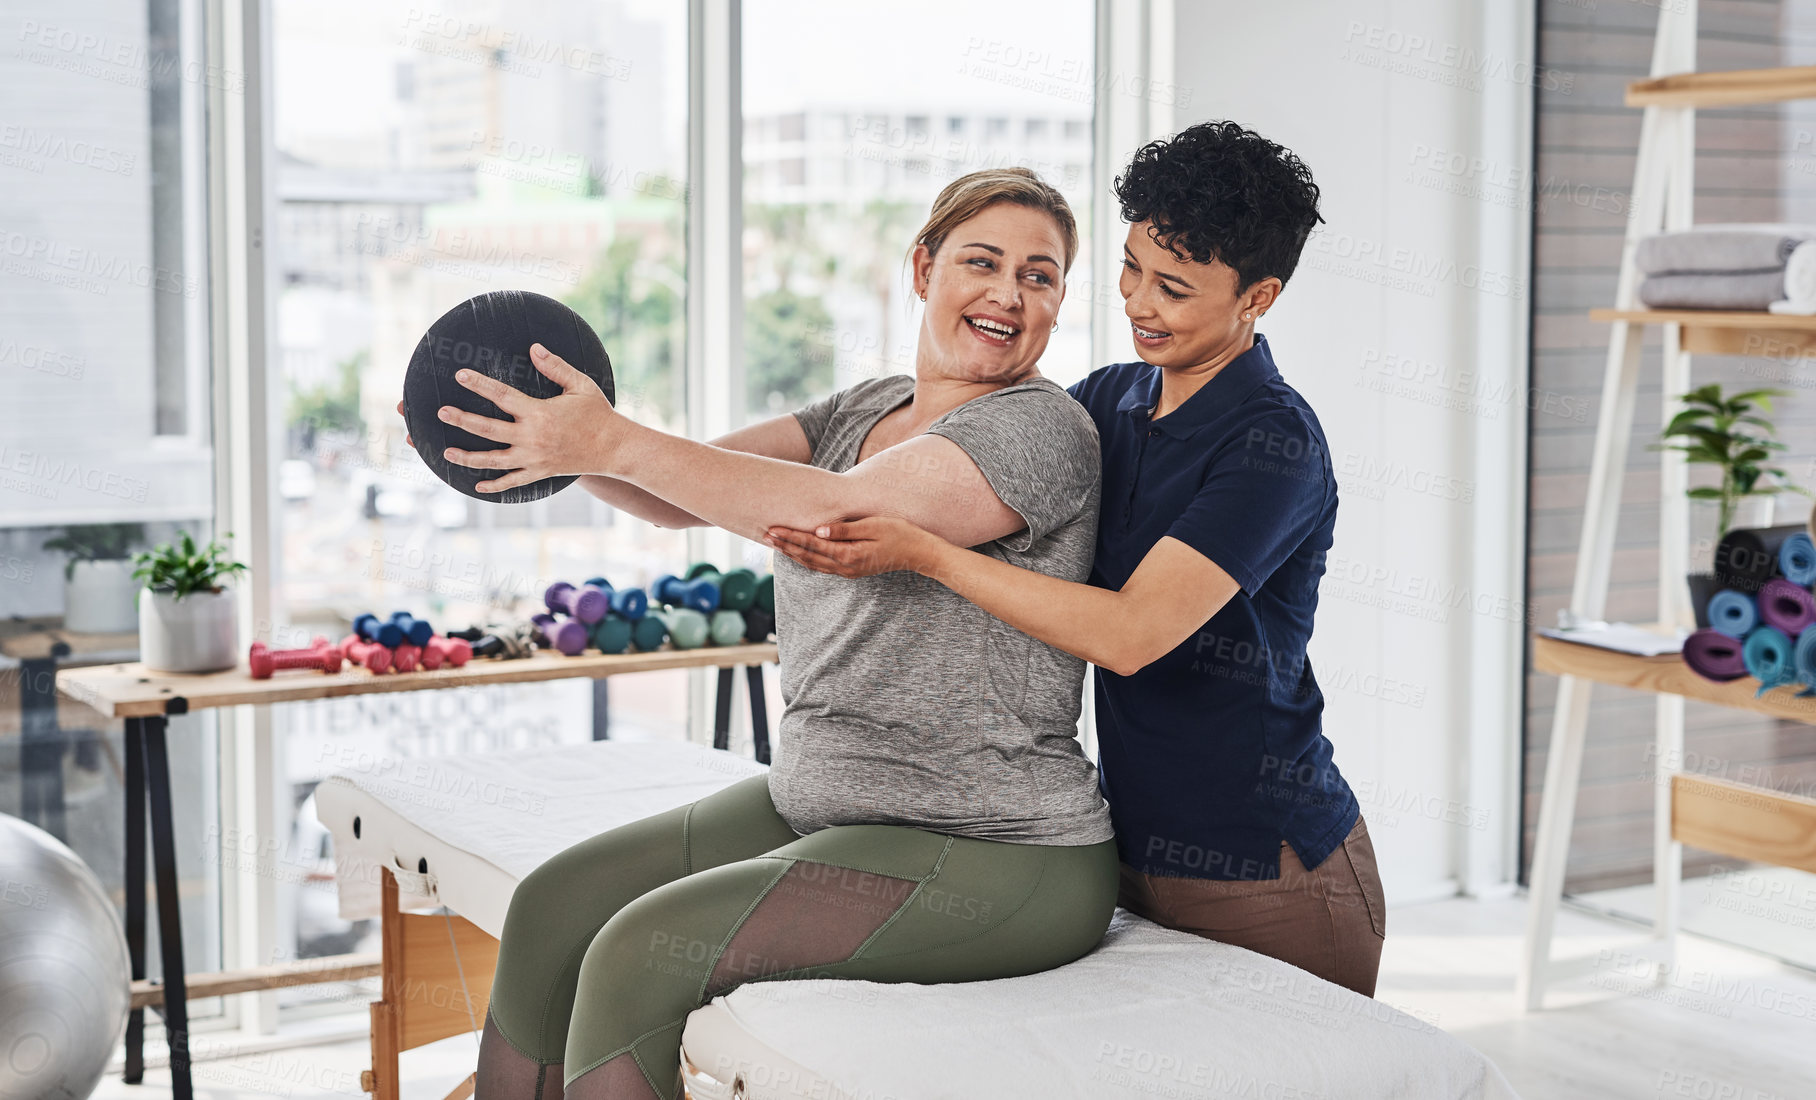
[1533,628,1816,726]
[1627,65,1816,109]
[56,642,779,718]
[1589,308,1816,357]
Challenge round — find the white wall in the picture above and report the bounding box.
[1168,1,1534,900]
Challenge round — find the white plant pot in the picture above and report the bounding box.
[64,559,142,634]
[138,587,239,673]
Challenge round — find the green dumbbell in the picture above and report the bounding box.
[653,607,709,650]
[630,615,668,652]
[686,562,758,611]
[590,614,632,655]
[708,609,746,646]
[754,573,775,613]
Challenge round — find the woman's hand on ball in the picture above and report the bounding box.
[438,343,619,493]
[762,516,942,578]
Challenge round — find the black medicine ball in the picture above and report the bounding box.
[402,290,615,503]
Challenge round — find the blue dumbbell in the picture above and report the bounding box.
[584,577,649,621]
[353,613,404,648]
[652,573,719,615]
[388,610,433,647]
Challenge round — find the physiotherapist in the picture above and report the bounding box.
[765,120,1385,997]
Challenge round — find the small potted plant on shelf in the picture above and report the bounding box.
[132,531,249,673]
[1654,384,1808,625]
[42,522,146,633]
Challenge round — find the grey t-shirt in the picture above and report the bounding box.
[768,373,1114,846]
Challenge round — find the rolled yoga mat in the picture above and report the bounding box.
[1795,626,1816,697]
[402,290,615,503]
[1705,589,1759,639]
[1757,577,1816,638]
[1714,524,1808,595]
[1683,628,1750,683]
[1742,625,1798,695]
[1780,531,1816,587]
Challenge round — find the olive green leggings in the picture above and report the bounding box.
[478,775,1118,1100]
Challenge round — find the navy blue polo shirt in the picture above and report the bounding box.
[1067,333,1358,881]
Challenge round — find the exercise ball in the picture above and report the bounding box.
[0,814,130,1100]
[402,290,615,503]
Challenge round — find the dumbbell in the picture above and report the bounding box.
[391,642,421,673]
[629,615,668,652]
[754,573,775,613]
[248,637,343,679]
[685,562,758,612]
[450,624,533,660]
[590,615,633,655]
[545,581,608,625]
[419,635,473,670]
[743,607,776,643]
[652,607,709,650]
[707,609,746,647]
[341,634,395,674]
[388,611,434,647]
[530,612,589,656]
[652,573,719,615]
[584,576,649,621]
[353,613,404,648]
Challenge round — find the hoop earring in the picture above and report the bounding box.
[1051,322,1059,332]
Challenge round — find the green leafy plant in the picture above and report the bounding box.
[42,523,147,581]
[1654,384,1809,536]
[131,530,248,600]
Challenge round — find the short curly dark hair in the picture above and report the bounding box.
[1114,120,1324,295]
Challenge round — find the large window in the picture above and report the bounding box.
[269,0,689,979]
[741,0,1099,422]
[0,0,222,1019]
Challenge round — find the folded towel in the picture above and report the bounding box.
[1636,223,1816,275]
[1639,269,1787,310]
[1769,239,1816,314]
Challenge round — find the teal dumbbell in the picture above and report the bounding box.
[590,614,633,655]
[686,562,758,612]
[629,615,668,651]
[653,607,709,650]
[708,609,746,646]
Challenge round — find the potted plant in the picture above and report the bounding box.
[42,523,146,633]
[1654,384,1809,626]
[132,531,249,673]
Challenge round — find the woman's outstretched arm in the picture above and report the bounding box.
[434,344,1029,548]
[765,519,1240,677]
[573,414,814,529]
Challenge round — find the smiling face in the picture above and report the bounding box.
[1118,220,1281,373]
[912,202,1067,384]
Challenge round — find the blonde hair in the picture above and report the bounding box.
[913,167,1079,275]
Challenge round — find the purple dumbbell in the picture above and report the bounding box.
[545,581,608,625]
[530,612,589,656]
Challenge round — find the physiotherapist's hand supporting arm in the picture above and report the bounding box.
[434,344,1028,547]
[765,517,1241,678]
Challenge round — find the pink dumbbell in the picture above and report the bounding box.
[422,635,472,670]
[341,634,393,674]
[249,636,343,679]
[392,643,421,673]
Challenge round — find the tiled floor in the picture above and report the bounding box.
[94,893,1816,1100]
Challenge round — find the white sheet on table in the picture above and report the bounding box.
[691,910,1521,1100]
[317,740,764,936]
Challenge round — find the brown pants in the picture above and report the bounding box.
[1117,815,1386,997]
